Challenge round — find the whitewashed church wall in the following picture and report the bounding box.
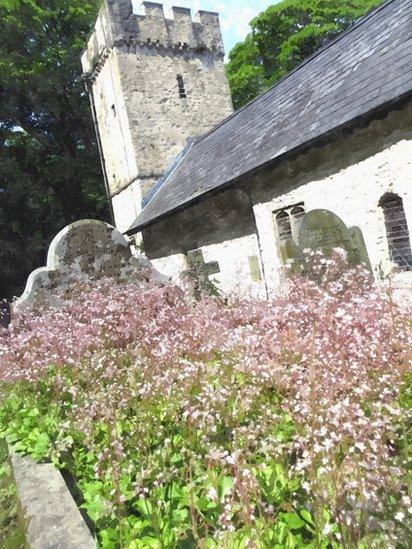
[141,187,264,297]
[151,254,188,285]
[149,236,266,298]
[140,104,411,298]
[251,104,412,295]
[111,181,142,233]
[252,206,283,295]
[200,235,267,299]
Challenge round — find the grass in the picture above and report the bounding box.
[0,426,27,548]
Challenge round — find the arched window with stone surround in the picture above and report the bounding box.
[275,210,292,240]
[291,205,306,237]
[379,193,412,271]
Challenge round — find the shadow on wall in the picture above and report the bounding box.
[143,186,257,259]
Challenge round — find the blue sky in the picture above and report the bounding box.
[132,1,281,54]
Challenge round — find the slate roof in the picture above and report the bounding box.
[127,0,412,234]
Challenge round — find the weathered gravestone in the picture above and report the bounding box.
[280,209,371,273]
[14,220,167,313]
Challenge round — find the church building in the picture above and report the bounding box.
[82,0,412,297]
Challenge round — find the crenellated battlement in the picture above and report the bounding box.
[82,0,225,74]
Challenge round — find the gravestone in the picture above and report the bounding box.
[280,209,371,272]
[14,220,167,313]
[299,210,371,268]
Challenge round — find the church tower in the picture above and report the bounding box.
[82,1,234,231]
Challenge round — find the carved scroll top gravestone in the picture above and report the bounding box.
[279,209,371,272]
[14,220,167,313]
[47,220,131,276]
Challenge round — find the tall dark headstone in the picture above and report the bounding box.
[0,300,11,328]
[299,210,371,268]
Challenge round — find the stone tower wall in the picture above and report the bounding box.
[82,1,234,231]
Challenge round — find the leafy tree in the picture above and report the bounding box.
[227,0,383,110]
[0,0,108,299]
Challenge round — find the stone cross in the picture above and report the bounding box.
[186,249,220,296]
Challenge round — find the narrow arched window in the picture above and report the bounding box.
[176,75,186,99]
[276,210,292,240]
[291,205,305,221]
[380,193,412,270]
[291,205,305,237]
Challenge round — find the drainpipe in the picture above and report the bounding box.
[83,74,115,226]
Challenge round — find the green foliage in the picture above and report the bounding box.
[0,0,108,299]
[226,0,383,109]
[0,375,320,548]
[3,365,410,547]
[0,388,57,460]
[6,366,409,548]
[0,263,410,546]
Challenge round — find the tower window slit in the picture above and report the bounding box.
[176,75,187,99]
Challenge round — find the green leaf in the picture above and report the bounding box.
[80,481,106,522]
[32,432,51,459]
[220,476,234,498]
[226,0,383,109]
[300,509,315,530]
[133,498,153,518]
[280,512,305,530]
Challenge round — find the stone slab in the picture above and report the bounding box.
[10,451,96,549]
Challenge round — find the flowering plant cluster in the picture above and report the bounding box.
[0,250,411,548]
